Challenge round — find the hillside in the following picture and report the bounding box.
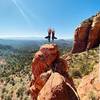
[0,44,34,100]
[62,47,99,100]
[64,47,99,77]
[77,64,100,100]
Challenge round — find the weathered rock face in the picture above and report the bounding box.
[29,44,78,100]
[71,12,100,53]
[38,72,79,100]
[30,44,60,99]
[32,44,59,80]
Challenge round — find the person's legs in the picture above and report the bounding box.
[52,32,54,42]
[48,36,50,42]
[52,38,54,42]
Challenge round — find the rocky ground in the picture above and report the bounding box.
[77,64,100,100]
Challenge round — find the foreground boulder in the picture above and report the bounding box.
[29,44,78,100]
[38,72,79,100]
[71,12,100,53]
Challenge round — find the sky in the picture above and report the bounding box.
[0,0,100,39]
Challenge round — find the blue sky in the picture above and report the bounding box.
[0,0,100,39]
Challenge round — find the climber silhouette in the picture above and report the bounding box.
[45,28,57,42]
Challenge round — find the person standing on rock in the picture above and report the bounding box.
[45,28,57,42]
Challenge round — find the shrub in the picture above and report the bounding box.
[70,69,82,78]
[16,87,25,97]
[88,91,97,100]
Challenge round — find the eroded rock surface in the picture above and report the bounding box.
[72,12,100,53]
[29,44,78,100]
[38,72,79,100]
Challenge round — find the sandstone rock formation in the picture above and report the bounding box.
[38,72,79,100]
[29,44,79,100]
[30,44,59,99]
[31,44,59,80]
[71,12,100,53]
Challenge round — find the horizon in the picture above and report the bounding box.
[0,36,73,40]
[0,34,73,40]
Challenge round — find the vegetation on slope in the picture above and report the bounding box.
[62,47,99,78]
[0,45,36,100]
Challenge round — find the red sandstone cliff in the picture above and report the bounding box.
[71,12,100,53]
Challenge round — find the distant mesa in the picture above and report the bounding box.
[71,12,100,53]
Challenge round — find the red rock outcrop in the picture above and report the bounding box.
[29,44,78,100]
[31,44,59,80]
[30,44,60,99]
[38,72,79,100]
[71,12,100,53]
